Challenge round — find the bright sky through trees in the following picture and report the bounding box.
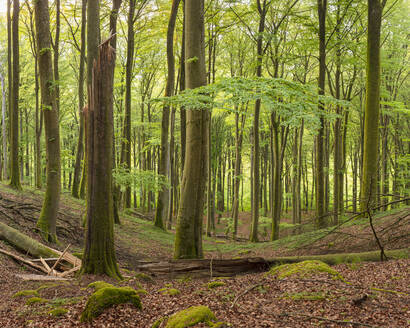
[0,0,5,14]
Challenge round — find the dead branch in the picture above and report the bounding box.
[231,283,264,308]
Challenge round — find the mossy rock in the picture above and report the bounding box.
[135,272,154,282]
[26,297,47,306]
[13,289,39,298]
[87,281,114,291]
[80,286,142,322]
[165,306,217,328]
[160,288,180,296]
[48,307,68,317]
[268,260,344,281]
[207,281,226,289]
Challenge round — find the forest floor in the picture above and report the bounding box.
[0,183,409,327]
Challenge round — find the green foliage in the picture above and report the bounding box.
[113,166,169,194]
[80,287,142,322]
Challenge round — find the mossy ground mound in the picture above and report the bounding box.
[48,307,68,317]
[26,297,46,306]
[87,281,114,291]
[135,272,154,282]
[159,288,180,296]
[268,260,344,281]
[207,281,226,289]
[13,290,39,298]
[80,286,142,322]
[165,305,218,328]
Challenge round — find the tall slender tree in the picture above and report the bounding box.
[174,0,208,259]
[35,0,61,242]
[361,0,386,211]
[154,0,181,229]
[9,0,21,190]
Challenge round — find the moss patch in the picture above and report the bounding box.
[80,286,141,322]
[136,289,148,295]
[268,260,344,281]
[165,306,217,328]
[13,290,39,298]
[160,288,180,296]
[26,297,47,306]
[207,281,226,289]
[135,272,154,282]
[152,317,166,328]
[48,307,68,317]
[87,281,114,291]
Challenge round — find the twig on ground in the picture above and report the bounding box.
[231,283,264,308]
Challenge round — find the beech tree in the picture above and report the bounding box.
[34,0,61,242]
[174,0,208,259]
[360,0,386,212]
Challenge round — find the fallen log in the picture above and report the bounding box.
[135,248,409,278]
[16,274,71,281]
[0,221,81,268]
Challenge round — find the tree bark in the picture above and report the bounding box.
[316,0,327,228]
[71,0,87,199]
[81,40,121,279]
[10,0,21,190]
[174,0,208,259]
[155,0,180,229]
[360,0,383,212]
[35,0,61,243]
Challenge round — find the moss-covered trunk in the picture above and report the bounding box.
[174,0,208,259]
[35,0,61,243]
[360,0,383,212]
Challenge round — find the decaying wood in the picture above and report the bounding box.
[0,221,81,269]
[134,248,409,278]
[15,274,71,281]
[48,243,71,274]
[137,258,269,278]
[0,248,48,274]
[58,265,81,277]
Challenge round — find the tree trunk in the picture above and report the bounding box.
[1,73,7,180]
[155,0,180,229]
[174,0,208,259]
[250,0,268,243]
[10,0,21,190]
[316,0,327,228]
[35,0,61,243]
[81,39,121,279]
[360,0,383,212]
[71,0,87,199]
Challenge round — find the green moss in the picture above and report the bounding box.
[207,281,226,289]
[165,306,217,328]
[26,297,47,306]
[48,307,68,317]
[211,322,229,328]
[268,260,344,281]
[73,252,83,259]
[160,288,180,296]
[80,287,142,322]
[50,296,83,306]
[87,281,114,291]
[36,283,61,292]
[152,317,166,328]
[135,273,154,282]
[13,290,39,298]
[136,289,148,295]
